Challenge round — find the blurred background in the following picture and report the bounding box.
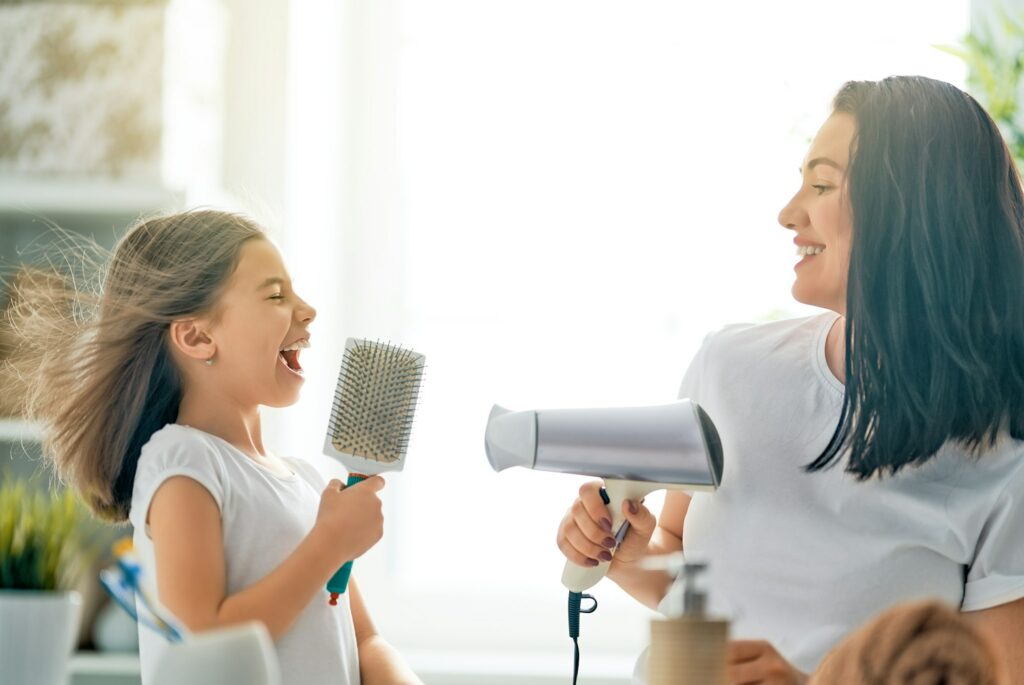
[1,0,1021,683]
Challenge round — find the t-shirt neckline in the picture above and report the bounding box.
[173,423,298,482]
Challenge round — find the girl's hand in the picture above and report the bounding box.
[314,476,386,564]
[727,640,809,685]
[556,480,657,567]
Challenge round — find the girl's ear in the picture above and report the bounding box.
[169,318,216,362]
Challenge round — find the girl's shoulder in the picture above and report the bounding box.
[138,423,225,470]
[129,424,230,530]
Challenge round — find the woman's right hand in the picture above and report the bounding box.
[556,480,657,568]
[314,476,386,563]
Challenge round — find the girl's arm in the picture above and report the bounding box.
[148,474,384,640]
[963,597,1024,684]
[350,578,423,685]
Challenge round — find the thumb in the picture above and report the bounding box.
[325,478,345,493]
[621,498,656,537]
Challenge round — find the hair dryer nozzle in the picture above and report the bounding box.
[484,405,538,471]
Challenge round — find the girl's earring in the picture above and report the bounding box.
[205,356,214,366]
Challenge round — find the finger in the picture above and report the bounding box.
[359,475,386,492]
[571,500,616,547]
[727,640,767,664]
[326,478,344,492]
[557,528,600,567]
[621,498,656,539]
[578,481,612,530]
[565,523,610,563]
[727,656,769,685]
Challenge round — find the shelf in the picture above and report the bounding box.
[0,176,183,216]
[70,651,140,676]
[0,418,43,442]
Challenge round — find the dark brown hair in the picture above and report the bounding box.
[807,76,1024,478]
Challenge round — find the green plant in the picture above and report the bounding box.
[0,480,97,591]
[935,4,1024,170]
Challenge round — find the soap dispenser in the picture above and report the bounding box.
[645,553,729,685]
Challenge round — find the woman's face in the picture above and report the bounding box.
[777,112,856,315]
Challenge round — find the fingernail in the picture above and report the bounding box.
[598,551,613,562]
[628,500,638,515]
[603,537,617,548]
[585,558,599,567]
[600,518,612,532]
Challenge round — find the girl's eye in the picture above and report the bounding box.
[269,294,284,300]
[811,184,832,195]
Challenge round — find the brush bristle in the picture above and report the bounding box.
[327,339,424,464]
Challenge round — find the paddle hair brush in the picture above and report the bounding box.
[322,338,425,605]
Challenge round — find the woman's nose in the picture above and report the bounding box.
[778,194,804,231]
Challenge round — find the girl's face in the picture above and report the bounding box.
[201,238,317,408]
[777,112,856,315]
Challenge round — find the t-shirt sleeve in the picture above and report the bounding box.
[128,432,227,538]
[677,330,716,404]
[962,458,1024,611]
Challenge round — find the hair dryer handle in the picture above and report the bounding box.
[561,478,658,593]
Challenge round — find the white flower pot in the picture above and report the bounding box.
[0,590,82,685]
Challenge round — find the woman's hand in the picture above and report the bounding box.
[727,640,809,685]
[556,480,657,567]
[314,476,386,564]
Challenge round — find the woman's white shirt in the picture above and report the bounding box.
[664,312,1024,673]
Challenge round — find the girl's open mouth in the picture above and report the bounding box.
[279,349,303,376]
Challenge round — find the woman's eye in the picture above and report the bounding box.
[269,294,284,300]
[811,184,832,195]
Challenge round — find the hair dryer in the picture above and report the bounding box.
[485,398,724,592]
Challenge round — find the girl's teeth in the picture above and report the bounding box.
[797,245,825,257]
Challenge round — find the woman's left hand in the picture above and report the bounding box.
[726,640,809,685]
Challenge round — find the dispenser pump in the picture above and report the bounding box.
[643,553,729,685]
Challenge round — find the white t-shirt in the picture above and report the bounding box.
[127,423,361,685]
[665,311,1024,673]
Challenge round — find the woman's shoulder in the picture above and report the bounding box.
[702,311,834,355]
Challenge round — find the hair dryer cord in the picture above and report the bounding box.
[568,591,598,685]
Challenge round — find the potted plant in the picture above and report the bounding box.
[0,480,97,685]
[936,3,1024,171]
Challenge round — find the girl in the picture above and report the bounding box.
[557,76,1024,683]
[4,211,421,684]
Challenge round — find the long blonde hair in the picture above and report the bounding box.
[1,210,265,522]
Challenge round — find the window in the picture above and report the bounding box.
[276,0,969,674]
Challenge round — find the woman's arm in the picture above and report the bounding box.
[605,489,691,609]
[148,474,383,640]
[963,597,1024,684]
[350,578,423,685]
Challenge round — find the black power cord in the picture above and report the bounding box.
[568,590,598,685]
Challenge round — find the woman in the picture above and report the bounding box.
[557,76,1024,683]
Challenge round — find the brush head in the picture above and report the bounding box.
[323,338,425,474]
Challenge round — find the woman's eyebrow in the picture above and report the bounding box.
[798,157,844,174]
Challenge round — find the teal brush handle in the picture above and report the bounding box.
[326,473,366,605]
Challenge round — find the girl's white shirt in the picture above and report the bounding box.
[129,423,360,685]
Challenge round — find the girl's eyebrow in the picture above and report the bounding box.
[257,276,285,290]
